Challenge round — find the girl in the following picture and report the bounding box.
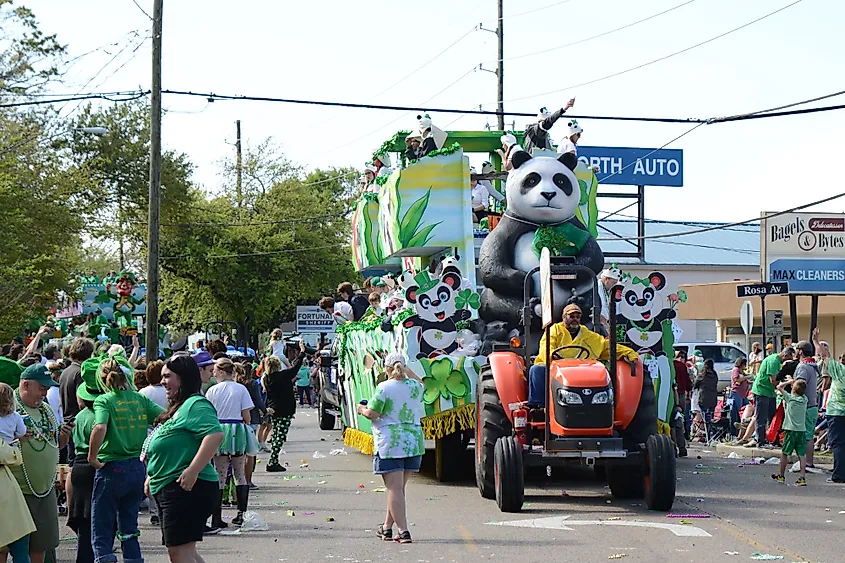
[237,361,265,488]
[205,358,257,527]
[357,354,424,544]
[88,360,164,563]
[144,354,223,562]
[262,341,305,472]
[0,382,26,446]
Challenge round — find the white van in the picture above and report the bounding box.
[674,342,747,393]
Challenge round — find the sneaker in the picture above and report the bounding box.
[805,465,823,474]
[204,525,221,536]
[771,473,785,483]
[150,515,160,526]
[266,463,286,472]
[826,477,845,483]
[746,439,758,448]
[761,444,776,450]
[249,482,259,490]
[795,477,807,486]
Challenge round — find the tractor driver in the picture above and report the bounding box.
[527,303,640,407]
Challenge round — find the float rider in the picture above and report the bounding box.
[527,303,639,407]
[523,99,575,154]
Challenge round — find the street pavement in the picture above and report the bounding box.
[56,409,843,562]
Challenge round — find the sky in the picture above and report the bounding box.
[31,0,845,224]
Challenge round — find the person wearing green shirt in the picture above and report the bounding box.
[814,330,845,483]
[88,359,163,563]
[144,354,223,560]
[751,348,794,448]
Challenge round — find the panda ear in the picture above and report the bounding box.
[406,286,419,303]
[511,150,532,170]
[441,272,461,290]
[648,272,666,291]
[558,152,578,171]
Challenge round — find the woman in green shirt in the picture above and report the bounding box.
[88,359,163,563]
[143,354,223,561]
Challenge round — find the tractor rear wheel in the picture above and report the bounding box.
[494,436,524,513]
[619,370,657,450]
[606,464,644,499]
[644,434,676,511]
[476,365,511,499]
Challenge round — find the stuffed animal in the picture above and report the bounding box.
[478,151,604,331]
[402,270,471,359]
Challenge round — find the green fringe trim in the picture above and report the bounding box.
[335,309,414,361]
[421,403,475,440]
[344,427,374,455]
[408,142,462,164]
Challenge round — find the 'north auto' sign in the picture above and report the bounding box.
[578,146,683,187]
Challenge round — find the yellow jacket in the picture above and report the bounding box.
[535,324,640,365]
[0,440,37,548]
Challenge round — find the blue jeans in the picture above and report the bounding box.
[528,364,547,406]
[7,535,29,563]
[754,394,776,445]
[729,391,749,437]
[827,415,845,482]
[91,458,145,563]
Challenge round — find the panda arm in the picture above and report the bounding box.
[656,307,677,322]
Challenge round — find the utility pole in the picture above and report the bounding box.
[496,0,504,131]
[145,0,163,360]
[235,120,242,209]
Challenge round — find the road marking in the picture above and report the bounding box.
[712,520,807,562]
[488,516,711,537]
[458,525,477,552]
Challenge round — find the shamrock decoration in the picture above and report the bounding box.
[421,358,468,404]
[455,289,480,310]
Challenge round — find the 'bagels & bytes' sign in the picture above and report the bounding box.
[761,212,845,294]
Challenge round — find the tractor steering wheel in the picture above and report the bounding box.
[550,345,592,360]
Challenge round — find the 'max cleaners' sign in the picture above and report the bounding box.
[762,212,845,294]
[578,146,683,187]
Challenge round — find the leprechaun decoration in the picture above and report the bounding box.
[94,270,145,328]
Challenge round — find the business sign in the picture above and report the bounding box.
[766,310,783,336]
[735,282,789,298]
[577,146,683,187]
[761,212,845,294]
[295,306,335,333]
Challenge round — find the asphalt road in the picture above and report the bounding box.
[56,410,843,562]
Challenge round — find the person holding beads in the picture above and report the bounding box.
[88,359,164,563]
[143,354,224,562]
[205,357,258,527]
[263,341,306,472]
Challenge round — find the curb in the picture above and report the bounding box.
[715,443,833,465]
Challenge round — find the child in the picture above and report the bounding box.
[772,378,809,486]
[0,382,27,445]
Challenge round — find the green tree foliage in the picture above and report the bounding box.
[0,0,65,97]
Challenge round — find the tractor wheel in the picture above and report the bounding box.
[318,400,336,431]
[644,434,676,511]
[494,436,524,513]
[476,365,511,499]
[606,464,644,499]
[619,370,657,450]
[435,431,466,482]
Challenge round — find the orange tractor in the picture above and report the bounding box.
[475,252,676,512]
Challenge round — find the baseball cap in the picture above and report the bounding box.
[766,343,773,350]
[192,350,214,367]
[20,364,59,388]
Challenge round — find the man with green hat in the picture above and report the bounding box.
[11,364,74,563]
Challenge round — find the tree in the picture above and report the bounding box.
[0,0,66,97]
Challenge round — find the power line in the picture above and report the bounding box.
[497,0,695,63]
[152,211,349,228]
[160,243,348,261]
[495,0,575,21]
[0,91,149,108]
[504,0,805,104]
[129,0,153,20]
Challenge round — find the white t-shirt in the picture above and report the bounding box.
[598,277,610,322]
[46,386,63,426]
[140,384,168,409]
[471,180,505,208]
[333,301,353,325]
[0,412,27,443]
[205,380,254,420]
[558,140,577,155]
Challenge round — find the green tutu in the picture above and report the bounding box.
[219,422,259,456]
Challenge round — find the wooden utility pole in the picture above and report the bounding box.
[235,120,242,208]
[496,0,504,131]
[145,0,163,360]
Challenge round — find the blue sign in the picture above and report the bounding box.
[768,259,845,294]
[577,146,684,187]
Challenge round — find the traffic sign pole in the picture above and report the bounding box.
[761,295,767,358]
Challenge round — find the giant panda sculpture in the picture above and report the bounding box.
[478,151,604,331]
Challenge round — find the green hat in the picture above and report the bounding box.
[0,356,24,389]
[371,277,386,288]
[77,357,105,402]
[20,364,59,388]
[410,272,439,294]
[693,350,703,357]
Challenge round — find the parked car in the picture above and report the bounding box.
[674,342,747,393]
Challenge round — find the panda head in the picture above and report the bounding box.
[406,272,461,322]
[505,151,580,224]
[612,272,667,323]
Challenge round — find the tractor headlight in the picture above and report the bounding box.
[591,390,612,404]
[556,389,582,405]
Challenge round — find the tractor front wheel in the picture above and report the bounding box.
[494,436,524,513]
[644,434,676,511]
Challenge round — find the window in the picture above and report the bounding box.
[698,345,745,364]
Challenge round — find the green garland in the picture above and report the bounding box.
[374,131,411,161]
[361,192,379,202]
[375,175,389,187]
[335,309,415,367]
[408,142,462,164]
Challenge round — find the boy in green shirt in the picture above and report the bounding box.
[772,378,808,486]
[751,348,794,448]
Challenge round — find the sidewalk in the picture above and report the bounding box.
[715,442,833,468]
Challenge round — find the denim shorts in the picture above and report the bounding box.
[373,454,423,474]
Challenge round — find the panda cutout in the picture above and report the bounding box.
[402,271,472,359]
[612,272,676,421]
[478,151,604,331]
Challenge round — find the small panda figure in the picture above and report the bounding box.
[478,151,604,331]
[402,271,472,359]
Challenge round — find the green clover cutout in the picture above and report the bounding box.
[422,358,468,404]
[677,289,688,303]
[455,289,480,310]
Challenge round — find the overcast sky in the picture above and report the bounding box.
[33,0,845,223]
